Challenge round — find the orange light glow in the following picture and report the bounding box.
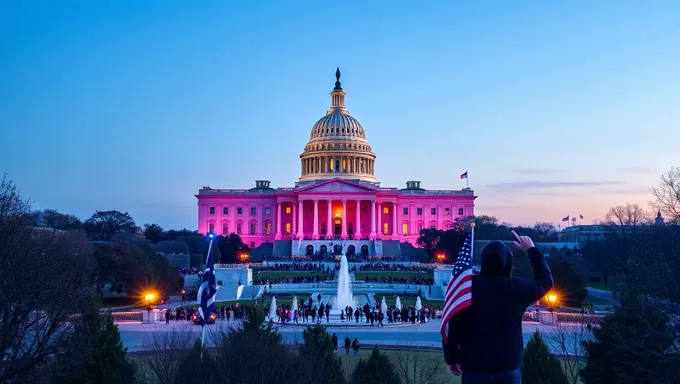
[144,292,156,302]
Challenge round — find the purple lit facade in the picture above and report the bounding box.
[197,70,476,254]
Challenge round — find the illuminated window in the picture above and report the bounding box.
[286,207,291,214]
[250,207,257,216]
[458,208,464,215]
[265,207,271,215]
[285,223,291,234]
[342,159,346,170]
[383,223,389,235]
[431,208,437,215]
[249,222,256,235]
[209,207,215,215]
[403,207,408,215]
[222,223,229,235]
[444,207,450,216]
[236,223,242,234]
[208,223,214,232]
[265,222,271,235]
[402,223,408,235]
[417,208,423,215]
[237,207,243,215]
[383,207,389,214]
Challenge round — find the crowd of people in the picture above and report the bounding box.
[271,295,437,327]
[252,273,333,285]
[363,275,434,285]
[163,302,249,323]
[356,263,433,272]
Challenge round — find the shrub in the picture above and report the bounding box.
[521,330,568,384]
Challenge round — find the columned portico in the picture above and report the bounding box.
[377,202,383,238]
[369,199,376,239]
[392,201,398,239]
[313,199,319,238]
[341,200,348,238]
[355,199,361,238]
[327,199,332,237]
[297,200,304,238]
[292,203,297,235]
[275,202,282,240]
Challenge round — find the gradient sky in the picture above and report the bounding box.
[1,1,679,230]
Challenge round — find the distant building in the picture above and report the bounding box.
[655,209,665,225]
[558,225,609,246]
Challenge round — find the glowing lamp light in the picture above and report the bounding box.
[144,292,156,302]
[436,253,446,262]
[547,294,557,305]
[207,232,215,239]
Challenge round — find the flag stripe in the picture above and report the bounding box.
[440,230,474,344]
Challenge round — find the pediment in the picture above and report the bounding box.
[298,179,376,193]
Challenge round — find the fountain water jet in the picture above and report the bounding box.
[268,296,277,320]
[395,296,402,311]
[380,297,388,319]
[335,255,354,311]
[415,296,422,312]
[291,296,298,313]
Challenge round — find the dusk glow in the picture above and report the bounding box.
[1,1,678,229]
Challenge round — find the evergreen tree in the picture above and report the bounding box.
[521,330,568,384]
[580,295,675,384]
[53,305,135,384]
[173,339,218,384]
[299,324,345,384]
[548,257,588,307]
[351,347,400,384]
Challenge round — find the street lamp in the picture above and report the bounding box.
[239,253,249,263]
[145,292,156,323]
[546,293,558,312]
[436,253,446,262]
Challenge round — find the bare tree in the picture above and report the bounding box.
[391,348,447,384]
[0,175,95,382]
[652,166,680,222]
[547,320,591,384]
[135,330,196,384]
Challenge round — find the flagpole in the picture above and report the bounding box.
[200,237,214,362]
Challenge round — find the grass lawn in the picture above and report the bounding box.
[375,295,443,308]
[354,271,434,281]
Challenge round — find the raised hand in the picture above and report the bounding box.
[511,230,535,252]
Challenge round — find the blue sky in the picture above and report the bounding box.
[1,0,678,229]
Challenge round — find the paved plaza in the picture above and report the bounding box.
[118,318,581,356]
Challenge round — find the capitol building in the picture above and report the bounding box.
[196,70,476,257]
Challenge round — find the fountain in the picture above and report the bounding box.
[380,297,388,319]
[415,296,422,312]
[268,296,277,320]
[335,255,354,311]
[291,296,298,313]
[395,296,402,311]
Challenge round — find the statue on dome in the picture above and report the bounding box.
[336,67,341,82]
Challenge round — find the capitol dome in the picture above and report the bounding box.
[299,69,377,183]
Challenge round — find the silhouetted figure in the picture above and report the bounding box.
[444,231,553,383]
[344,337,351,355]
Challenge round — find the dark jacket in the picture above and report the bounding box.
[443,245,553,374]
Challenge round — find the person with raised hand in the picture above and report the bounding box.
[444,230,554,384]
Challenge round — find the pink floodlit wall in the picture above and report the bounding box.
[197,185,475,248]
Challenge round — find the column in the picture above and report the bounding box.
[409,203,414,235]
[292,203,297,235]
[355,200,362,238]
[313,199,319,238]
[297,200,304,238]
[437,204,442,229]
[377,202,383,237]
[392,201,399,239]
[275,202,282,239]
[341,200,348,238]
[370,199,377,239]
[327,199,332,237]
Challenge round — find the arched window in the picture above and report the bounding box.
[264,221,272,235]
[429,221,437,229]
[402,221,409,235]
[221,221,230,235]
[249,221,257,235]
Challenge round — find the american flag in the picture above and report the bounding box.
[197,240,217,326]
[460,171,468,179]
[441,231,474,344]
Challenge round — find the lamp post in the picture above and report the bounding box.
[145,292,155,323]
[436,253,446,263]
[546,293,557,312]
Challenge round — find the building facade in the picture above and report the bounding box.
[196,70,476,255]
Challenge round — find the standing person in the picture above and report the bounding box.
[332,333,338,353]
[344,336,351,355]
[165,309,170,325]
[352,338,360,356]
[443,231,553,383]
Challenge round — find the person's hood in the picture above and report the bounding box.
[480,241,513,277]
